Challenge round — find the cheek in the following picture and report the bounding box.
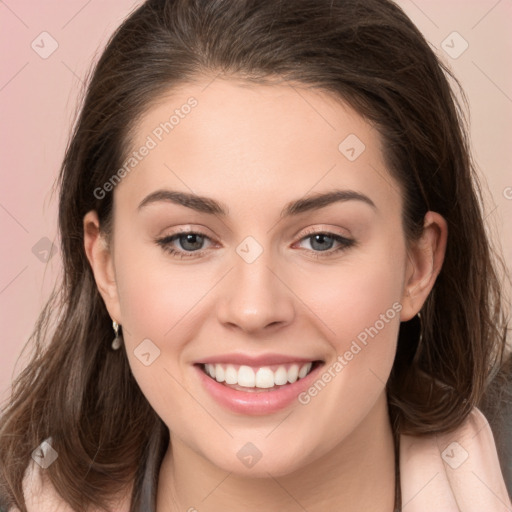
[113,248,201,423]
[112,241,220,416]
[288,258,404,453]
[292,239,406,402]
[296,247,406,350]
[113,238,210,344]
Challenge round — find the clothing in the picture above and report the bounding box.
[8,407,512,511]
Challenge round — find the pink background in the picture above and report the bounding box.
[1,0,511,403]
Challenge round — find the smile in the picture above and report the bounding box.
[194,357,324,415]
[201,362,317,391]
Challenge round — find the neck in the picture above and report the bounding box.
[157,392,396,512]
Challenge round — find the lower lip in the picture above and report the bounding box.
[195,363,323,415]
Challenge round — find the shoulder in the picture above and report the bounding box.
[11,459,132,512]
[399,407,512,511]
[3,459,75,512]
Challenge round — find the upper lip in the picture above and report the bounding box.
[196,353,321,366]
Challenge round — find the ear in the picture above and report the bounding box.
[83,210,123,324]
[400,211,448,321]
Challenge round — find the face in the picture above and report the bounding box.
[85,77,444,477]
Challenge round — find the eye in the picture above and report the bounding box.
[295,228,355,258]
[156,231,213,259]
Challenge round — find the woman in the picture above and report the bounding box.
[1,0,511,510]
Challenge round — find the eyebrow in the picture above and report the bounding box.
[137,188,376,217]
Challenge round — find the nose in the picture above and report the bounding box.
[216,247,296,335]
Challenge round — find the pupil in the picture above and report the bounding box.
[182,234,203,251]
[311,234,333,251]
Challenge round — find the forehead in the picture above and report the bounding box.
[116,78,401,216]
[132,78,372,155]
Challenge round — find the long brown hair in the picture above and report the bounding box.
[1,0,510,510]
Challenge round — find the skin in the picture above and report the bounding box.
[84,77,447,511]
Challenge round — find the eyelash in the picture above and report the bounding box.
[155,227,355,260]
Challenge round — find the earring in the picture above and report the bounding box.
[416,311,423,343]
[112,320,123,350]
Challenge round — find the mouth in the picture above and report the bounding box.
[198,361,322,392]
[194,357,325,415]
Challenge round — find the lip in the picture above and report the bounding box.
[196,353,317,366]
[195,360,324,415]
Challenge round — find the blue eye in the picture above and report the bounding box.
[156,232,210,258]
[298,232,353,253]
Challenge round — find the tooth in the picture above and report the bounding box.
[206,362,315,387]
[205,364,216,378]
[287,364,299,383]
[215,364,225,383]
[225,365,238,384]
[238,365,255,387]
[255,367,275,388]
[298,362,312,379]
[274,366,288,385]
